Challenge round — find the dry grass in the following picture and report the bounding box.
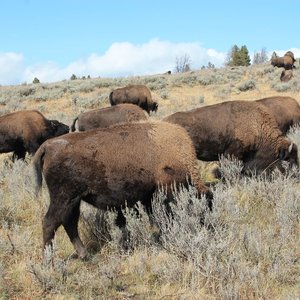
[0,63,300,299]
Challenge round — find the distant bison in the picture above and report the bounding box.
[271,51,296,70]
[33,121,211,259]
[70,104,147,132]
[256,96,300,134]
[164,100,298,175]
[284,51,296,61]
[109,85,158,115]
[280,69,293,82]
[0,110,69,160]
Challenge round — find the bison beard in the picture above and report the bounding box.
[33,121,211,259]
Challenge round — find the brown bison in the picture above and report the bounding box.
[284,51,296,61]
[256,96,300,134]
[70,103,148,132]
[33,121,211,258]
[280,69,293,82]
[109,84,158,115]
[0,110,69,160]
[163,100,298,175]
[271,51,296,70]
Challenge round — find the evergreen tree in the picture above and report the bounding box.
[207,61,215,69]
[32,77,40,84]
[226,45,251,66]
[271,51,278,59]
[239,45,251,66]
[70,74,77,80]
[226,45,239,66]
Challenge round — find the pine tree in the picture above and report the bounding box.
[70,74,77,80]
[32,77,40,84]
[226,45,239,66]
[239,45,251,66]
[271,51,278,59]
[226,45,251,66]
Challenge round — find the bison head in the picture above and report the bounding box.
[151,102,158,113]
[50,120,70,137]
[277,141,298,168]
[242,141,298,176]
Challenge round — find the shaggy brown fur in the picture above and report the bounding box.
[70,104,148,132]
[284,51,296,61]
[109,84,158,115]
[163,100,298,174]
[33,121,211,258]
[256,96,300,134]
[280,69,293,82]
[271,53,295,70]
[0,110,69,160]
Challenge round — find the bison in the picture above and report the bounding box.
[280,69,293,82]
[70,103,148,132]
[109,84,158,115]
[0,110,69,160]
[33,121,211,259]
[163,100,298,175]
[284,51,296,61]
[256,96,300,134]
[271,51,296,70]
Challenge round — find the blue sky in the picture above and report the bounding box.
[1,0,300,85]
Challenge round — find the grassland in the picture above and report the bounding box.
[0,63,299,299]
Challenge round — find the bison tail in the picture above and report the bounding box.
[70,116,78,132]
[32,145,46,197]
[109,91,114,105]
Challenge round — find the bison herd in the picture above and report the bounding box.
[271,51,297,82]
[1,83,300,259]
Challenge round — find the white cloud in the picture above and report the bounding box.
[20,39,227,84]
[0,52,24,85]
[3,41,300,85]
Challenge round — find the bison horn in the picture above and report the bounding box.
[288,142,294,153]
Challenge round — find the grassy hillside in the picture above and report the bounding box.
[0,63,300,299]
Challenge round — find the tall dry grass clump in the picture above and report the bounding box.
[1,152,298,298]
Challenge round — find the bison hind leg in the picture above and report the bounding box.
[62,199,88,259]
[43,196,87,259]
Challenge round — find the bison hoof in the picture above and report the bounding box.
[69,251,90,260]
